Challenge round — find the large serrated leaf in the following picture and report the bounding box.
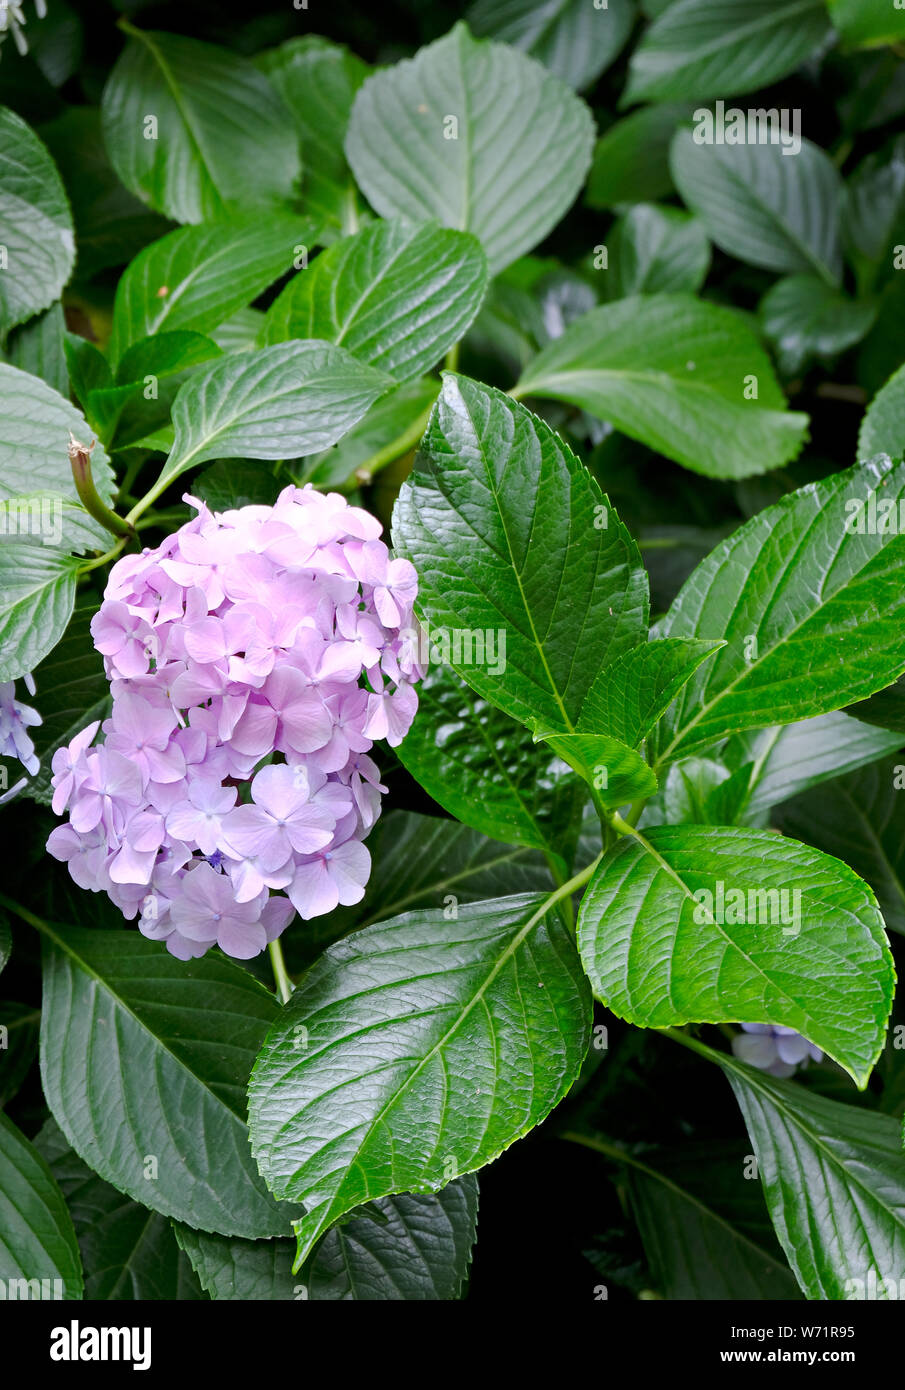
[248,895,592,1267]
[0,106,74,336]
[344,22,594,274]
[0,1109,83,1299]
[859,364,905,461]
[262,220,488,382]
[577,823,894,1086]
[0,545,79,683]
[516,294,808,480]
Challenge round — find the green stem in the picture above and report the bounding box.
[528,851,603,933]
[70,435,134,540]
[353,404,434,486]
[78,537,128,574]
[444,342,460,372]
[268,939,294,1005]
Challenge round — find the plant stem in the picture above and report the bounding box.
[526,851,603,935]
[268,938,294,1005]
[78,537,127,574]
[354,404,434,486]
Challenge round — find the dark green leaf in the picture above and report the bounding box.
[603,203,710,299]
[0,106,74,335]
[0,1109,82,1299]
[467,0,636,90]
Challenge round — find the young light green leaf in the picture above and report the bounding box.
[393,374,649,732]
[577,637,723,747]
[625,0,831,104]
[344,22,595,273]
[467,0,636,90]
[101,29,301,224]
[157,341,393,490]
[262,220,488,382]
[603,203,710,300]
[248,895,592,1267]
[715,1049,905,1299]
[774,757,905,937]
[859,363,905,461]
[577,823,894,1086]
[395,663,584,865]
[0,1109,83,1299]
[40,924,296,1239]
[0,107,74,335]
[0,546,79,683]
[670,128,842,283]
[538,732,658,806]
[176,1177,479,1300]
[109,215,315,364]
[515,295,809,480]
[759,276,877,377]
[257,36,370,235]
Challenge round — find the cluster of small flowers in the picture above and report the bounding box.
[47,486,421,961]
[732,1022,823,1078]
[0,674,41,803]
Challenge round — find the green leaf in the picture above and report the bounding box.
[715,1049,905,1299]
[585,104,692,209]
[344,22,595,274]
[760,276,877,376]
[109,215,315,364]
[860,363,905,461]
[0,915,9,977]
[15,596,109,806]
[577,823,894,1086]
[849,674,905,735]
[774,756,905,937]
[257,36,370,235]
[0,1109,82,1299]
[262,220,488,383]
[39,924,296,1239]
[515,295,809,480]
[191,460,282,513]
[0,106,74,336]
[0,362,116,530]
[652,455,905,763]
[395,663,584,862]
[36,1120,203,1300]
[467,0,636,90]
[4,302,68,396]
[248,895,592,1266]
[843,135,905,293]
[0,546,79,682]
[176,1177,479,1300]
[828,0,905,48]
[723,711,904,820]
[538,731,658,806]
[393,374,649,732]
[305,377,439,488]
[157,341,393,491]
[577,637,723,747]
[101,28,301,224]
[603,203,710,300]
[670,128,843,284]
[624,0,831,104]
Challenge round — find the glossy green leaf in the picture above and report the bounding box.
[516,295,809,480]
[101,29,301,224]
[109,215,315,364]
[716,1049,905,1299]
[670,128,843,284]
[625,0,831,104]
[578,823,894,1086]
[760,276,877,377]
[0,106,74,336]
[395,663,585,862]
[774,756,905,937]
[248,895,592,1266]
[0,545,79,683]
[262,220,488,382]
[176,1177,479,1300]
[859,364,905,461]
[467,0,636,90]
[344,22,595,273]
[158,341,393,489]
[577,637,723,747]
[36,1120,203,1300]
[39,923,296,1239]
[538,732,657,806]
[651,455,905,763]
[393,374,649,732]
[257,36,370,235]
[0,1109,82,1299]
[603,203,710,299]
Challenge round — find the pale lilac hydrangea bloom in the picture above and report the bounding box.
[0,674,42,804]
[732,1023,823,1079]
[47,486,421,960]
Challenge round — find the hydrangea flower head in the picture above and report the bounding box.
[732,1022,823,1078]
[48,486,421,961]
